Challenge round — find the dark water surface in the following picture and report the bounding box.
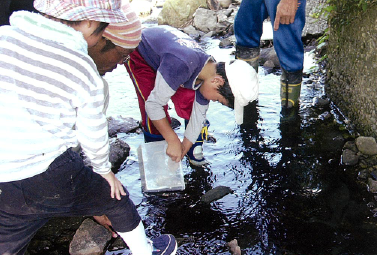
[102,39,377,255]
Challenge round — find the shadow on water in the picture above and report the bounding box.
[104,39,377,255]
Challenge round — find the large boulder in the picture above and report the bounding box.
[193,7,235,34]
[157,0,207,28]
[69,219,112,255]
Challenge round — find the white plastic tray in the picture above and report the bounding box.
[137,140,185,192]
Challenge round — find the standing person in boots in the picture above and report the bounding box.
[125,25,259,167]
[0,1,177,254]
[234,0,306,111]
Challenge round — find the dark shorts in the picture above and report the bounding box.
[0,148,141,255]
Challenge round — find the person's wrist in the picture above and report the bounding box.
[165,132,180,144]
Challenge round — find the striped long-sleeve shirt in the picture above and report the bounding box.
[0,11,111,182]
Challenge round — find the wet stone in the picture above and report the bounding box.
[109,138,130,173]
[107,115,140,138]
[356,136,377,155]
[312,96,331,108]
[368,178,377,193]
[363,155,377,167]
[341,149,359,166]
[318,111,332,121]
[371,170,377,181]
[170,117,181,130]
[69,219,112,255]
[219,37,234,48]
[227,239,241,255]
[343,140,358,152]
[358,169,369,181]
[200,186,233,203]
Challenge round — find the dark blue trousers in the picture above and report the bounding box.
[0,149,141,255]
[234,0,306,72]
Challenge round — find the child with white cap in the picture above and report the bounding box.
[125,25,259,166]
[0,0,176,254]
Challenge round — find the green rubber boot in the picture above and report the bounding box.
[235,45,260,73]
[280,68,303,109]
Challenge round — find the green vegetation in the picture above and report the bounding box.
[315,0,377,61]
[324,0,377,26]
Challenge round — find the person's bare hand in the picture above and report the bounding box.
[274,0,299,31]
[166,138,184,162]
[93,215,118,238]
[100,171,127,200]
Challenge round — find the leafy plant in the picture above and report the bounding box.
[313,0,377,60]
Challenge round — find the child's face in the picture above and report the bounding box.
[199,75,229,106]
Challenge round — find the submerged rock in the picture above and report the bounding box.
[227,239,242,255]
[200,185,233,203]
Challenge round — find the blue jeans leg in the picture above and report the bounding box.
[235,0,306,72]
[266,0,306,72]
[234,0,268,48]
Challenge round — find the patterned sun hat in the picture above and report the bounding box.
[34,0,129,23]
[102,1,142,49]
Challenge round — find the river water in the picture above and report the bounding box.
[103,39,377,255]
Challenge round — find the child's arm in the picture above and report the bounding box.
[182,137,193,156]
[152,117,184,162]
[145,71,187,161]
[184,97,209,144]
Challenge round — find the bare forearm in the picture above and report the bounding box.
[152,118,183,162]
[152,118,179,143]
[182,137,193,156]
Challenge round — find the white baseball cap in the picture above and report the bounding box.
[225,60,259,125]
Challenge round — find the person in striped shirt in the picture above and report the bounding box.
[0,0,177,255]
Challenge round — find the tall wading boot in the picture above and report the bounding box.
[280,68,303,111]
[186,120,210,167]
[235,45,260,73]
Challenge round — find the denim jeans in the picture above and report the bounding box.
[234,0,306,72]
[0,148,141,255]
